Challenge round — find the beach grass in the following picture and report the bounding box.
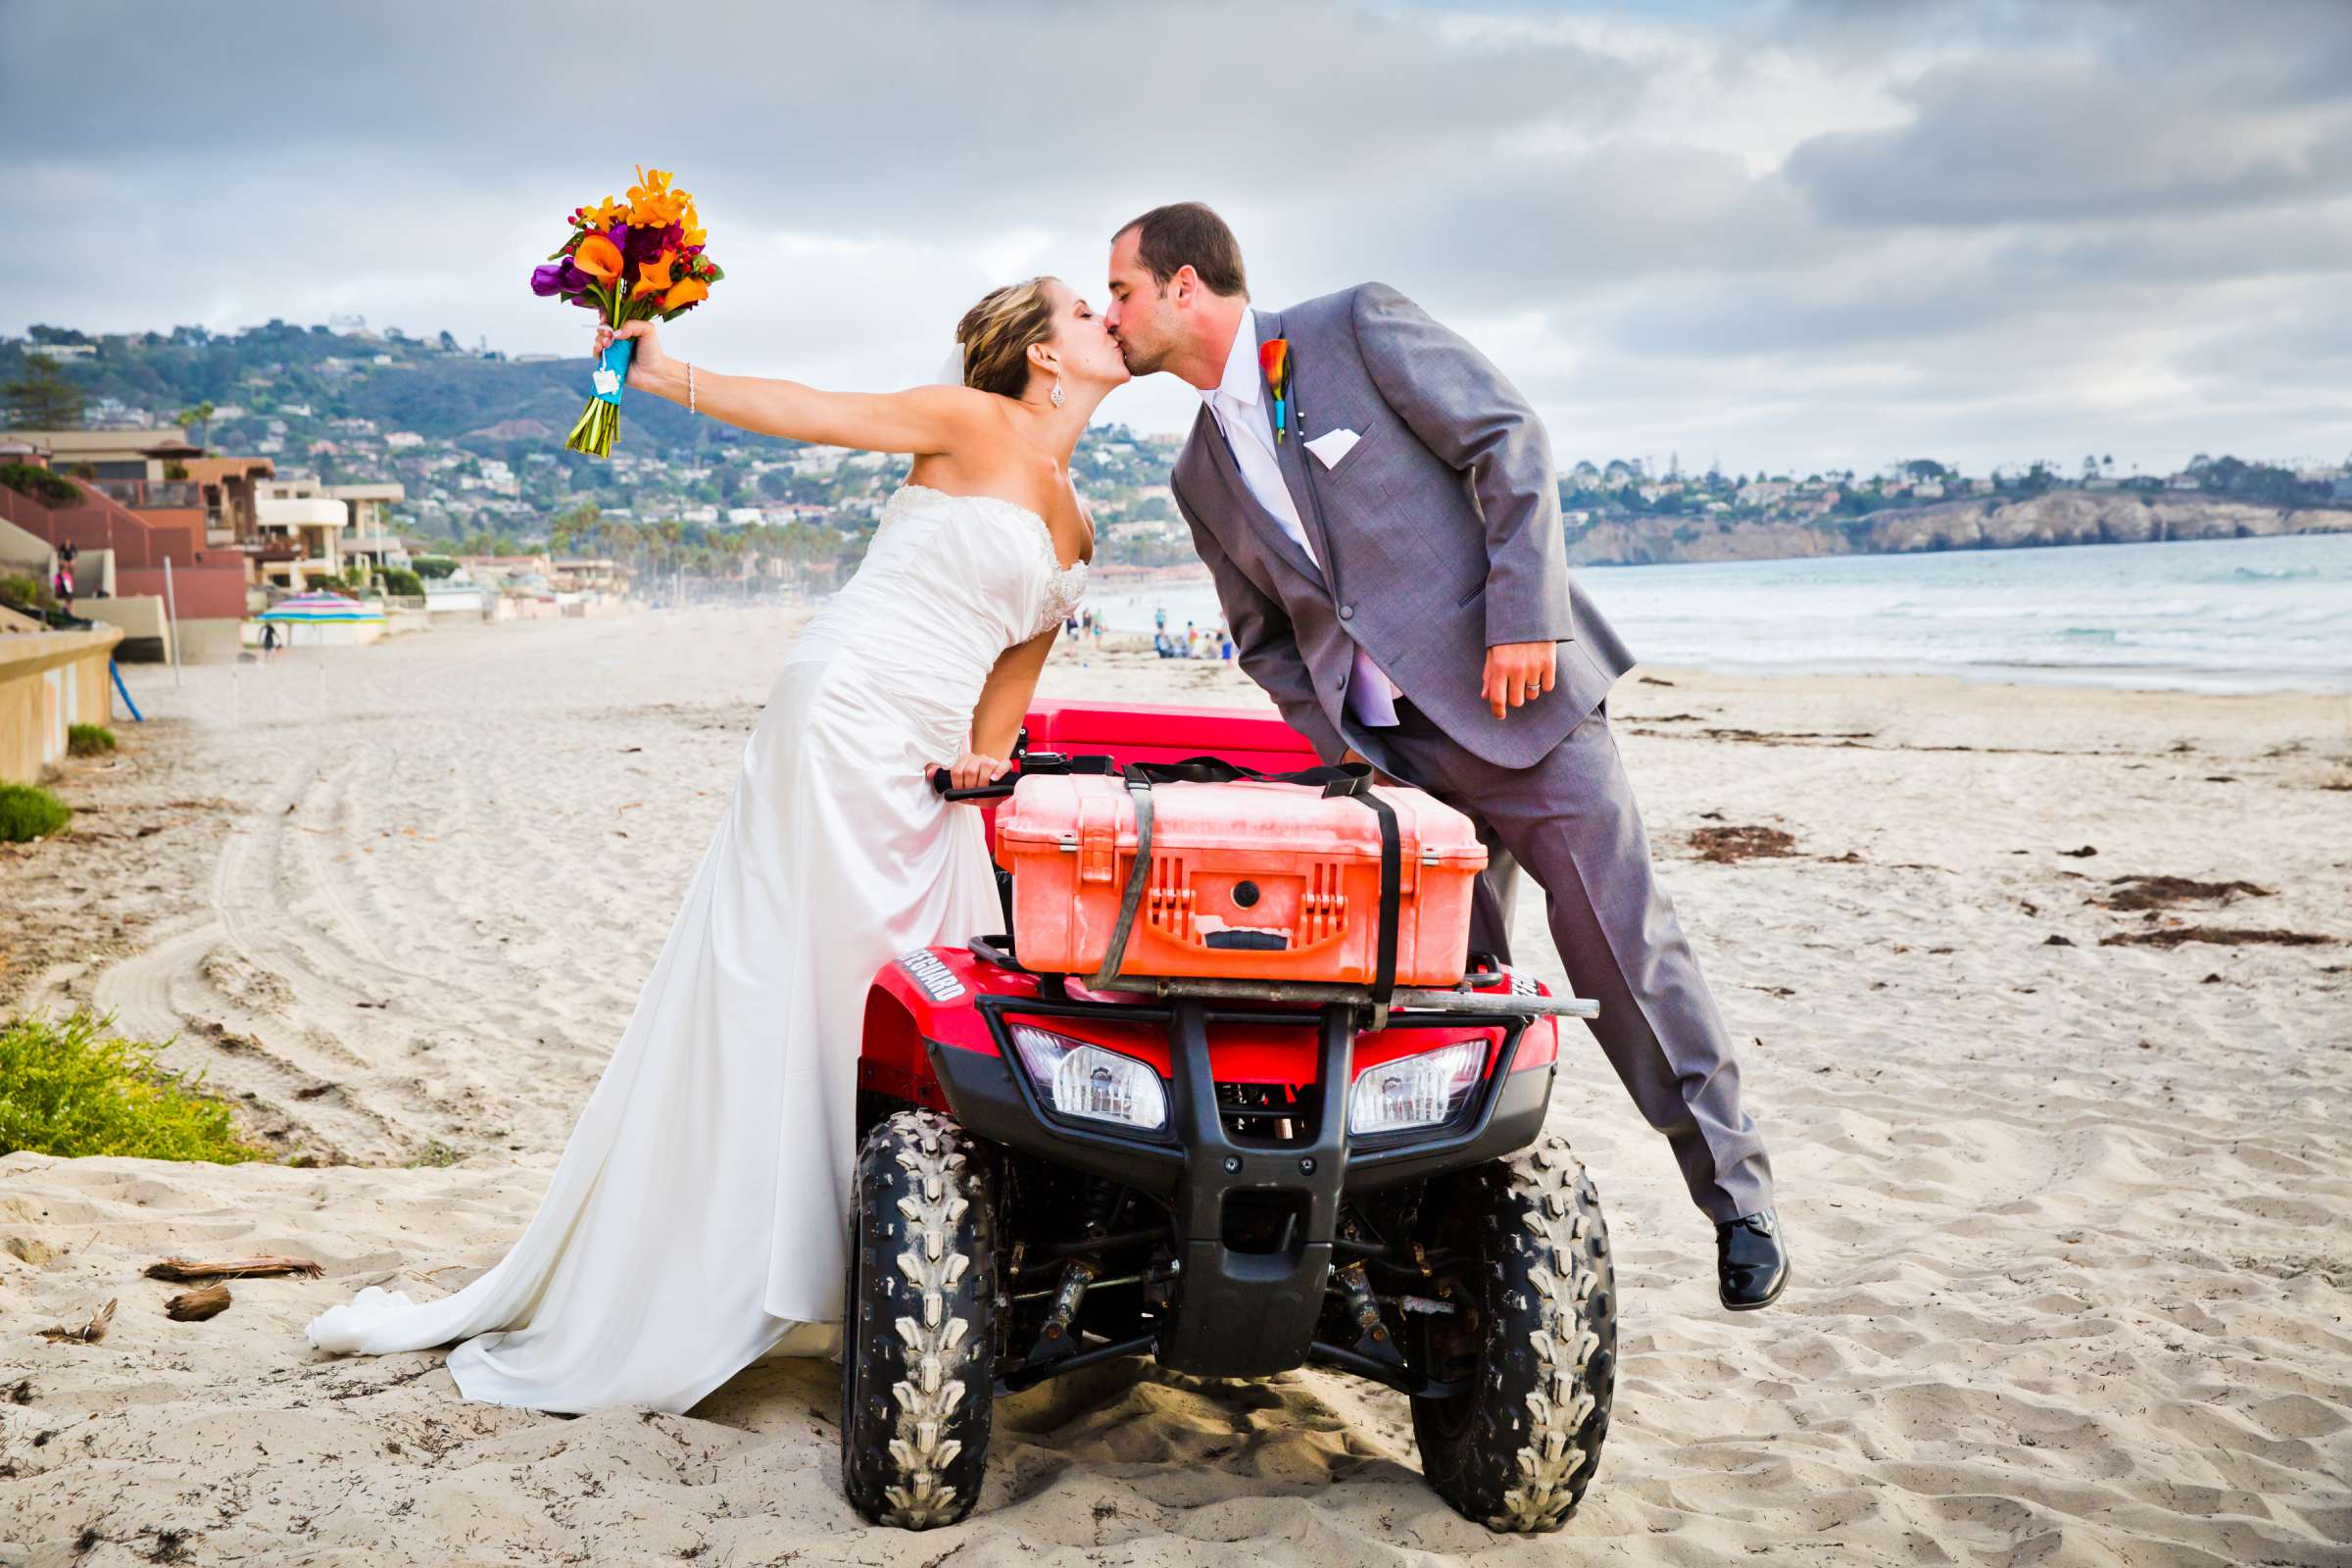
[0,782,72,842]
[0,1009,270,1162]
[67,722,117,757]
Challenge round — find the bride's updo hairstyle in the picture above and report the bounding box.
[955,276,1057,399]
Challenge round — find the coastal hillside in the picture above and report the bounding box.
[8,323,2350,571]
[1566,490,2352,566]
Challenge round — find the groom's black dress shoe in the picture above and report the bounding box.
[1716,1208,1789,1310]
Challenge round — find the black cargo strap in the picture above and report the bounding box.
[1082,756,1401,1011]
[1084,772,1156,991]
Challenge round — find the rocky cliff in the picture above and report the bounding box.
[1564,490,2352,566]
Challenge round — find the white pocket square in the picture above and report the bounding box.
[1305,427,1361,468]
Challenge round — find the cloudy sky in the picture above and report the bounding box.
[8,0,2349,475]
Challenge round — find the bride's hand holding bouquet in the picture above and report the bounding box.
[592,318,677,392]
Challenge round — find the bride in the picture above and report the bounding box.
[306,277,1123,1413]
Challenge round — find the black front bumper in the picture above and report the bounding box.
[924,993,1555,1378]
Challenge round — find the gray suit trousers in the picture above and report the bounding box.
[1370,700,1774,1224]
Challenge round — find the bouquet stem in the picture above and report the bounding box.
[565,324,634,459]
[564,397,620,458]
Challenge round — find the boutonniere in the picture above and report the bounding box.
[1259,337,1294,444]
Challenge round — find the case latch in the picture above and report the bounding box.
[1078,797,1118,884]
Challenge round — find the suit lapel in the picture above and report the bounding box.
[1192,398,1325,593]
[1255,309,1343,588]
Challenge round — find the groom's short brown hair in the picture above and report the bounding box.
[1114,203,1249,299]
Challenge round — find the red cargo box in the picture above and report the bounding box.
[997,772,1487,987]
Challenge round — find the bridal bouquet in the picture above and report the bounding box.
[531,166,723,458]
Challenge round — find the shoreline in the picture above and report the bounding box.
[1084,530,2352,698]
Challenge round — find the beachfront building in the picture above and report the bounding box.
[253,475,350,590]
[329,482,410,573]
[230,474,413,589]
[551,558,629,595]
[0,426,249,660]
[181,455,278,554]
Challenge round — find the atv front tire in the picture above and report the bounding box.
[1408,1134,1616,1532]
[840,1109,999,1528]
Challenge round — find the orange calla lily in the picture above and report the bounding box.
[635,252,678,296]
[572,232,624,283]
[662,277,709,312]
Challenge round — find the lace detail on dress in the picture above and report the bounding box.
[892,483,1089,640]
[1036,558,1090,639]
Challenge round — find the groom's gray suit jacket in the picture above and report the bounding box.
[1169,283,1635,771]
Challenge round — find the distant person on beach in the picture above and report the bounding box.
[261,621,278,659]
[1106,200,1787,1312]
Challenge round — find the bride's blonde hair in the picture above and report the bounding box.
[955,277,1057,399]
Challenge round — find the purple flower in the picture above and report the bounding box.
[531,259,581,297]
[620,221,669,270]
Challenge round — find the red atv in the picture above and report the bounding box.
[841,702,1615,1533]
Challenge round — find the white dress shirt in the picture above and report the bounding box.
[1201,309,1401,728]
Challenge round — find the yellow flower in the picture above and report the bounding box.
[626,165,692,228]
[579,195,627,229]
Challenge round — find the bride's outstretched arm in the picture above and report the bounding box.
[596,319,986,455]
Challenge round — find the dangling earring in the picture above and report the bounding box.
[1051,374,1066,410]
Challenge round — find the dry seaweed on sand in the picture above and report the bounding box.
[2101,926,2335,950]
[1690,824,1797,862]
[38,1299,116,1344]
[165,1283,233,1321]
[2095,875,2272,911]
[145,1254,323,1282]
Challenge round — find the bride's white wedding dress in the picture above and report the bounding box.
[307,483,1088,1413]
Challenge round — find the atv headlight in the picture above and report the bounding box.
[1348,1039,1487,1136]
[1010,1025,1168,1131]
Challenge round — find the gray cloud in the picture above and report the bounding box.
[6,0,2349,474]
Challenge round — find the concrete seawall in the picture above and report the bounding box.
[0,623,124,783]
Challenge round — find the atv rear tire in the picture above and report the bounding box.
[1408,1134,1615,1532]
[840,1109,999,1529]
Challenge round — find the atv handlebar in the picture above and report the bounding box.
[931,750,1105,803]
[930,768,1020,803]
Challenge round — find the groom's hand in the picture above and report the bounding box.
[1482,641,1557,719]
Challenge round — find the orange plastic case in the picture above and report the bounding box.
[996,773,1489,987]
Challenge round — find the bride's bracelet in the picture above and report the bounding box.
[686,362,696,416]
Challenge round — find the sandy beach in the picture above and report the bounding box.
[3,606,2349,1567]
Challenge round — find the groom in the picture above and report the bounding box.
[1104,203,1788,1310]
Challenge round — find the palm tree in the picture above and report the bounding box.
[176,401,217,449]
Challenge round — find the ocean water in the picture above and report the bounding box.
[1088,533,2352,695]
